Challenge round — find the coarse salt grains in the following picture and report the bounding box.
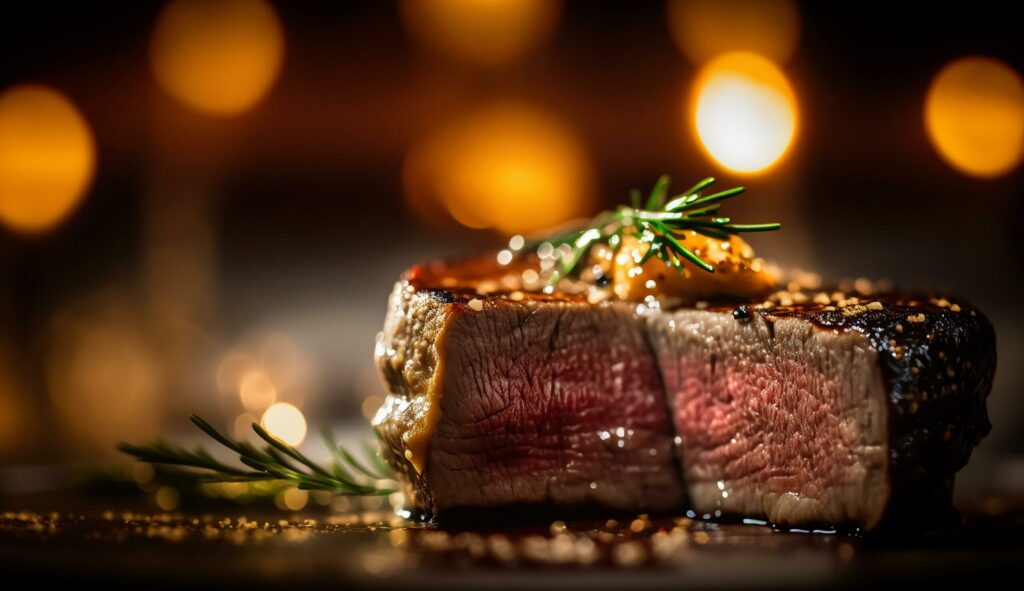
[467,298,484,312]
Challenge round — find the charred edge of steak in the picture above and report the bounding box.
[765,296,996,528]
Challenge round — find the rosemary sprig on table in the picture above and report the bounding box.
[533,176,781,284]
[118,415,396,496]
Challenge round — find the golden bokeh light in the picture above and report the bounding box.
[150,0,285,115]
[666,0,800,64]
[238,370,277,411]
[261,402,307,446]
[155,486,181,511]
[925,56,1024,179]
[216,334,311,418]
[404,102,593,235]
[217,351,256,394]
[258,333,305,393]
[400,0,560,67]
[0,84,95,233]
[276,487,308,511]
[690,51,798,174]
[233,412,259,439]
[132,462,155,485]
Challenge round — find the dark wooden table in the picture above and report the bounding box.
[3,488,1022,589]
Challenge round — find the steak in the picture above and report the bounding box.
[374,257,996,530]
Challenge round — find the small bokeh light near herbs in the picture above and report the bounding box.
[216,334,314,442]
[261,402,307,447]
[238,370,277,412]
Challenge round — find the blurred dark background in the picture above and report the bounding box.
[0,1,1021,500]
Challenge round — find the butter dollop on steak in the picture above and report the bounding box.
[374,259,995,530]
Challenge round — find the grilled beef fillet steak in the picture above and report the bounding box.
[374,259,995,530]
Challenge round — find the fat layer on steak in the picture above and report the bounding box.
[374,263,995,530]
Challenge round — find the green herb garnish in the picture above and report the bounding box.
[530,175,781,284]
[118,415,395,496]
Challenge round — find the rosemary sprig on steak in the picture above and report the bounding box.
[531,176,781,284]
[119,415,395,496]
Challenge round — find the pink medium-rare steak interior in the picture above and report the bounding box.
[428,298,683,512]
[374,283,684,515]
[650,311,889,529]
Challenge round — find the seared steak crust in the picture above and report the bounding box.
[769,297,995,525]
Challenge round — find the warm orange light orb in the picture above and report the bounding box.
[691,51,798,174]
[238,370,277,411]
[403,102,593,235]
[261,402,307,446]
[0,85,95,233]
[667,0,800,64]
[400,0,560,67]
[925,57,1024,179]
[150,0,285,116]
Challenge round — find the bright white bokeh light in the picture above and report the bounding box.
[261,402,307,446]
[692,51,798,174]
